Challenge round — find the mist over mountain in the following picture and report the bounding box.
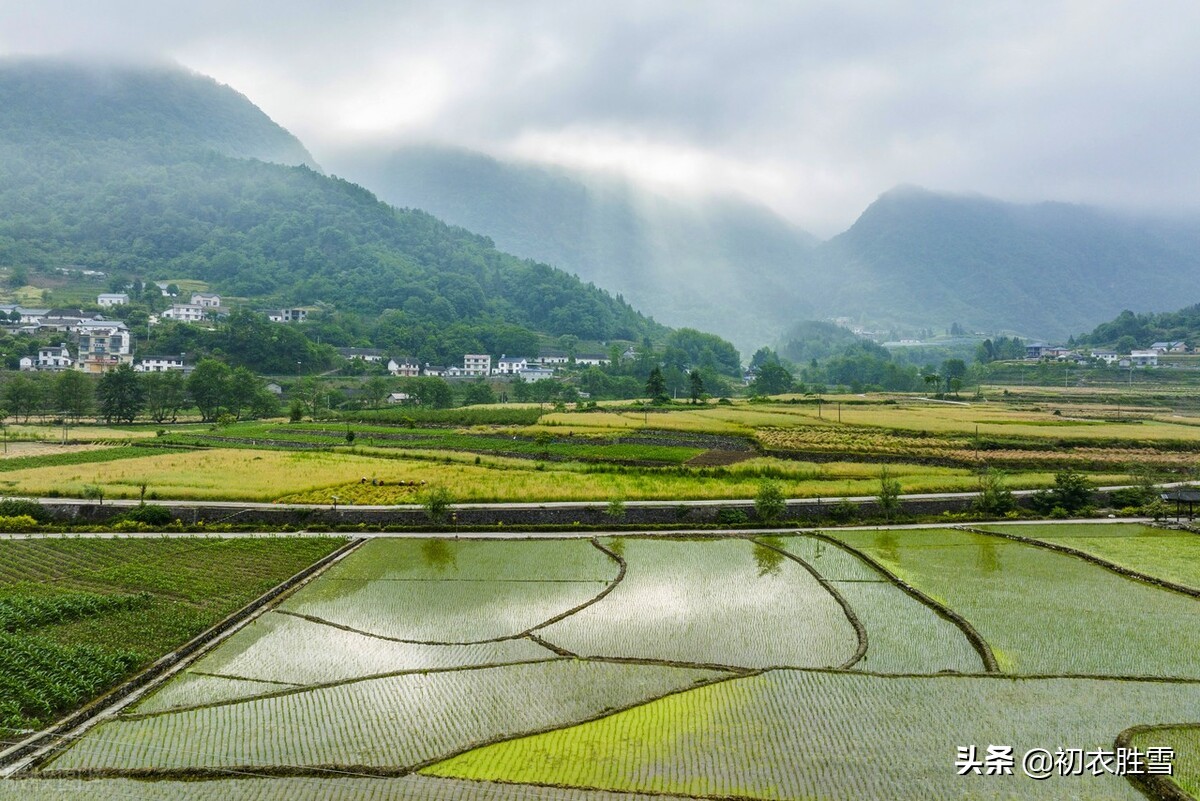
[818,186,1200,340]
[327,145,820,353]
[0,58,316,168]
[328,147,1200,346]
[0,60,664,361]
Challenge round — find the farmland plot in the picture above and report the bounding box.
[828,528,1200,677]
[1126,724,1200,798]
[426,670,1200,801]
[42,660,726,775]
[774,536,983,674]
[0,775,696,801]
[135,613,550,713]
[980,523,1200,592]
[278,538,619,643]
[536,539,858,669]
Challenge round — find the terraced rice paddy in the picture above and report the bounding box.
[535,538,858,669]
[11,523,1200,800]
[827,527,1200,677]
[978,523,1200,591]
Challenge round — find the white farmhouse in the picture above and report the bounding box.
[97,293,129,307]
[135,355,187,372]
[191,292,221,308]
[36,344,73,370]
[463,354,491,376]
[494,355,528,374]
[161,304,207,323]
[1130,350,1159,367]
[387,357,420,377]
[76,324,133,372]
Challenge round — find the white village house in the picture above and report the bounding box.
[97,293,129,307]
[463,354,491,376]
[76,324,134,372]
[191,292,221,308]
[160,304,207,323]
[36,344,73,370]
[135,355,187,372]
[494,355,529,374]
[388,357,420,377]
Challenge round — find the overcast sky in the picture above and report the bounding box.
[1,1,1197,236]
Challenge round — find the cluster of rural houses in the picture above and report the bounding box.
[101,291,309,327]
[337,349,611,382]
[1,305,141,374]
[1026,341,1189,368]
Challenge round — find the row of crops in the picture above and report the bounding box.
[15,525,1200,799]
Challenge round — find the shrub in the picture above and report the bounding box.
[1031,469,1093,514]
[605,498,627,521]
[826,498,858,524]
[715,507,749,525]
[0,499,50,522]
[122,504,174,526]
[421,486,454,523]
[755,481,787,524]
[973,468,1016,516]
[877,466,902,522]
[0,515,39,532]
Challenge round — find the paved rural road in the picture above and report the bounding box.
[0,482,1184,539]
[11,481,1195,512]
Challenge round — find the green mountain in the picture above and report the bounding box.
[331,144,1200,344]
[817,186,1200,340]
[327,145,820,352]
[0,58,315,167]
[0,60,664,360]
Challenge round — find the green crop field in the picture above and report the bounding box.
[0,536,345,742]
[979,523,1200,591]
[827,527,1200,677]
[12,526,1200,800]
[426,671,1200,800]
[43,660,727,775]
[774,536,983,674]
[1126,724,1200,798]
[536,538,858,669]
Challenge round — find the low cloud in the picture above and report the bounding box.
[2,0,1198,235]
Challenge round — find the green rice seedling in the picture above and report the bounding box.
[537,538,858,669]
[426,670,1200,800]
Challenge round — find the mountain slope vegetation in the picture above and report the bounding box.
[0,60,664,352]
[816,186,1200,340]
[328,145,819,352]
[332,144,1200,344]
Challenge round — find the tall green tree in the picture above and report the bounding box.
[96,364,144,423]
[4,374,42,422]
[143,371,187,423]
[645,366,667,401]
[54,370,93,422]
[362,375,390,409]
[688,369,705,404]
[750,361,793,396]
[186,358,232,422]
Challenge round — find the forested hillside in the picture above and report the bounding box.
[817,186,1200,339]
[329,145,819,352]
[0,61,665,356]
[1077,305,1200,349]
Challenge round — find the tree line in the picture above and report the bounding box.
[0,359,277,425]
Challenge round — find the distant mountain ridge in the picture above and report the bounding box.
[330,145,1200,345]
[327,145,820,352]
[818,186,1200,340]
